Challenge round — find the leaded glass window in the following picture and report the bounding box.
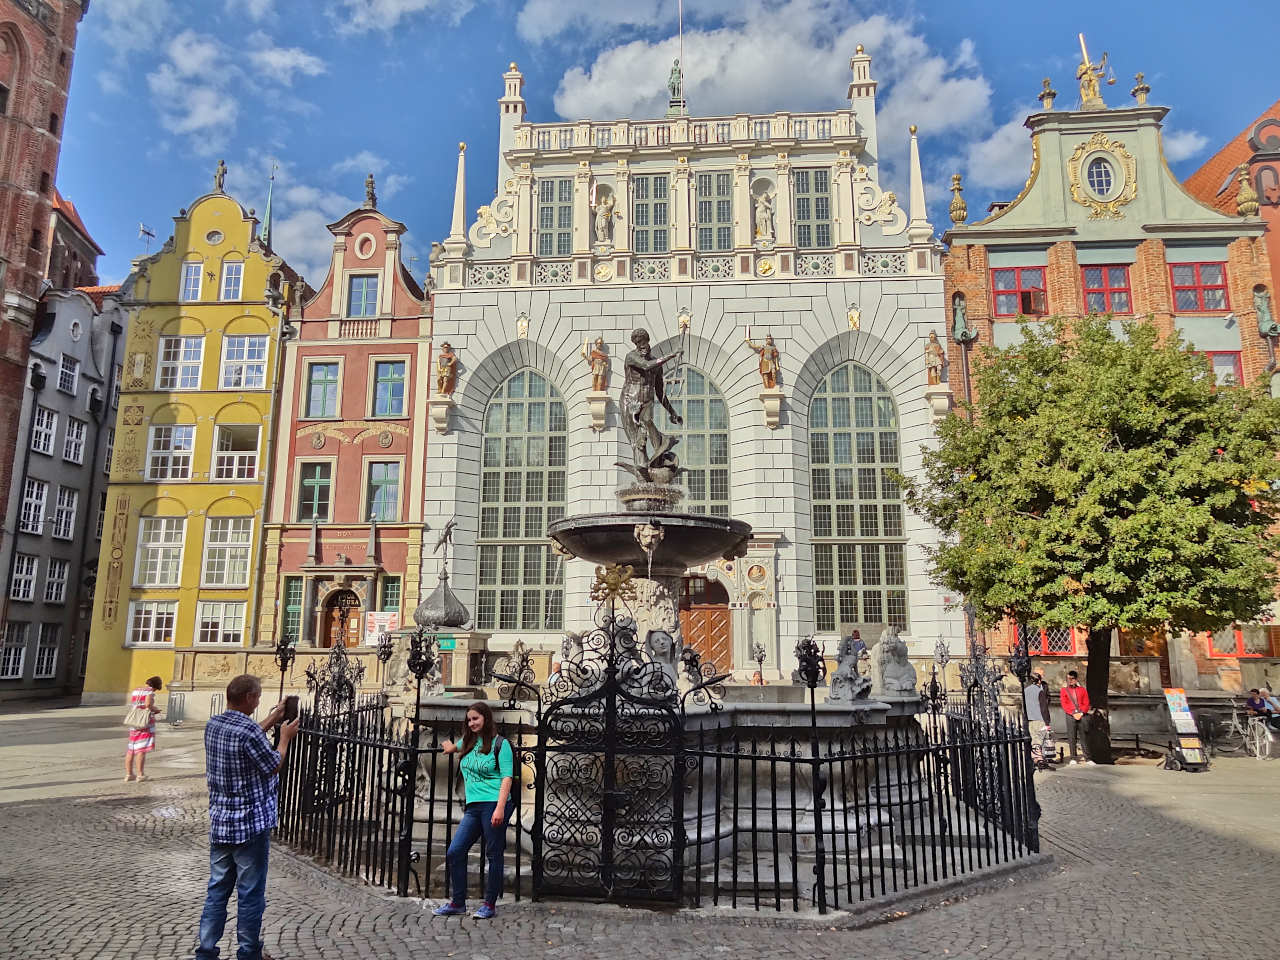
[476,370,566,632]
[810,362,907,633]
[537,178,573,257]
[658,366,730,517]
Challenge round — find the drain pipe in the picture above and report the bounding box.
[1,363,47,628]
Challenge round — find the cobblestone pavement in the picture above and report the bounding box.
[1,704,1277,960]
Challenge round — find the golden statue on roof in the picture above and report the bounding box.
[1075,33,1114,111]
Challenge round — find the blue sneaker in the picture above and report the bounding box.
[473,902,496,920]
[432,902,466,917]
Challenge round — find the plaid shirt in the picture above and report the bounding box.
[204,709,280,844]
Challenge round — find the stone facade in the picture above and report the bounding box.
[425,52,962,676]
[0,0,88,584]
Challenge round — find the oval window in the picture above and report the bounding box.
[1086,157,1115,198]
[206,230,224,244]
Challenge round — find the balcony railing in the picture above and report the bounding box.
[340,318,378,338]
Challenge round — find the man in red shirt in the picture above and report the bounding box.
[1060,671,1094,765]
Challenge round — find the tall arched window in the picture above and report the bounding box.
[658,366,730,517]
[809,362,908,633]
[476,370,566,631]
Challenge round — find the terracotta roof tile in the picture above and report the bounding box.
[51,187,105,254]
[1184,98,1280,214]
[76,284,121,310]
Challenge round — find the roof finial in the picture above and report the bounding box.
[260,161,277,248]
[364,172,377,210]
[1130,72,1150,106]
[1237,164,1260,218]
[213,159,227,193]
[1038,77,1057,111]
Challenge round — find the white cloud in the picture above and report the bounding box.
[381,173,413,202]
[226,0,274,19]
[517,0,739,43]
[961,106,1034,190]
[245,32,327,85]
[329,0,472,33]
[333,150,389,176]
[145,31,239,152]
[93,0,174,73]
[1164,129,1210,164]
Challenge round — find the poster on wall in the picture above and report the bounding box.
[365,612,400,645]
[1163,687,1207,768]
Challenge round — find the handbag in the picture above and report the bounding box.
[123,704,151,729]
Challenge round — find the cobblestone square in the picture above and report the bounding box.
[1,704,1276,960]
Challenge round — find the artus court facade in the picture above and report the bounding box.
[420,50,962,678]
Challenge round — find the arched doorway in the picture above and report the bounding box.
[322,590,361,648]
[680,576,731,668]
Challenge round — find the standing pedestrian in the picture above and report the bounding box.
[1060,670,1094,765]
[194,674,299,960]
[124,675,163,782]
[433,701,514,920]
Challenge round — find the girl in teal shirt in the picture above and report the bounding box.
[433,702,513,919]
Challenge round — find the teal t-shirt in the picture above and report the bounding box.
[459,737,513,804]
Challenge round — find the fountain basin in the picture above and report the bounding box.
[548,512,752,577]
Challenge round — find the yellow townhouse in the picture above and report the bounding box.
[82,169,307,707]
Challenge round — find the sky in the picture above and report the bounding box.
[59,0,1277,287]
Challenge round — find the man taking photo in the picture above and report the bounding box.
[194,674,300,960]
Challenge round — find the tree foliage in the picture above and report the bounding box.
[905,315,1280,640]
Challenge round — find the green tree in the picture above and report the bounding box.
[905,314,1280,715]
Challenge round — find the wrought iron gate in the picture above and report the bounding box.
[531,614,686,902]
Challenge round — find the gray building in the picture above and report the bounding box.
[424,50,963,678]
[0,286,124,699]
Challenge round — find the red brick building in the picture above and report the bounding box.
[941,66,1276,698]
[260,193,431,660]
[0,0,88,559]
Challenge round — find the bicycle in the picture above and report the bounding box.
[1203,702,1272,759]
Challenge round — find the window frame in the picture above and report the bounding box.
[793,167,833,250]
[370,357,408,418]
[95,491,107,539]
[44,558,68,604]
[156,335,204,390]
[281,576,304,642]
[180,260,202,302]
[379,576,401,614]
[1202,351,1244,387]
[133,516,186,588]
[302,359,342,419]
[1170,261,1230,313]
[346,274,379,318]
[536,177,574,258]
[363,459,402,523]
[296,460,334,522]
[219,335,268,390]
[104,427,115,475]
[57,354,79,395]
[991,266,1048,318]
[657,365,730,517]
[146,425,196,481]
[19,478,48,534]
[126,600,178,647]
[212,424,260,480]
[1,623,27,679]
[33,624,58,678]
[631,174,670,255]
[9,554,38,601]
[195,600,247,646]
[1081,264,1133,315]
[219,259,244,301]
[201,516,253,588]
[62,416,86,464]
[1016,623,1080,656]
[1205,625,1274,659]
[50,486,78,540]
[695,171,734,253]
[31,405,56,455]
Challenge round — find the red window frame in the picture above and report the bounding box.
[1081,264,1133,314]
[1201,350,1243,387]
[1015,623,1079,656]
[1169,261,1229,312]
[1203,626,1274,659]
[991,267,1047,317]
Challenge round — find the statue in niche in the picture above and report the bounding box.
[592,192,615,245]
[213,159,227,193]
[925,331,946,386]
[1256,287,1278,338]
[869,627,918,698]
[435,342,458,397]
[952,292,976,344]
[667,59,683,100]
[582,335,610,391]
[619,327,683,481]
[753,190,775,244]
[743,330,780,389]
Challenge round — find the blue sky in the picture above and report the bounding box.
[61,0,1276,286]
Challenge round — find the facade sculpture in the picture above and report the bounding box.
[744,332,780,389]
[619,328,683,480]
[213,159,227,192]
[365,173,377,209]
[1257,287,1278,337]
[753,190,775,244]
[667,59,682,99]
[583,336,610,391]
[592,193,615,245]
[1075,34,1110,110]
[436,342,458,397]
[925,331,946,385]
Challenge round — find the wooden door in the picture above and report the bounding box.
[324,594,361,648]
[679,576,732,669]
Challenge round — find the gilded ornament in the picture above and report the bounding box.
[1074,34,1113,111]
[756,257,775,277]
[590,563,637,604]
[1130,72,1151,106]
[1037,78,1057,111]
[1237,164,1260,218]
[948,174,968,224]
[1067,132,1138,219]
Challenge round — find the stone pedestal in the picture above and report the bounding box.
[585,389,609,432]
[428,396,454,434]
[924,384,953,422]
[758,386,785,429]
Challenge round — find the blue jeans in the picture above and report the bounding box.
[195,829,270,960]
[446,801,511,906]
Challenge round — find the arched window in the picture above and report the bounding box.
[809,362,908,633]
[476,370,566,631]
[657,366,730,517]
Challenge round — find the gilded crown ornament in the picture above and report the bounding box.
[949,174,968,224]
[590,563,637,604]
